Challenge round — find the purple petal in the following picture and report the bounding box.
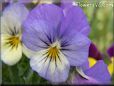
[72,60,111,84]
[89,43,103,60]
[61,0,74,8]
[81,59,89,71]
[60,5,90,36]
[107,44,114,57]
[27,4,63,29]
[85,60,111,84]
[22,4,63,51]
[60,0,77,15]
[61,33,91,66]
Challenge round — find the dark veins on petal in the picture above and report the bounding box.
[8,26,20,36]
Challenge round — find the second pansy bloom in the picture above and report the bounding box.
[1,3,29,65]
[22,4,91,83]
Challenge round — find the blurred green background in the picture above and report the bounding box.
[84,5,113,54]
[2,1,114,85]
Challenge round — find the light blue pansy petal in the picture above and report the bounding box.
[61,33,91,66]
[22,4,63,51]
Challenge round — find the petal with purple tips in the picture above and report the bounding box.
[30,50,70,83]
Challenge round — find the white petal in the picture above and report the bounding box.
[76,67,90,80]
[30,50,70,83]
[1,34,22,65]
[1,3,29,34]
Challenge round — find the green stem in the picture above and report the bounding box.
[90,7,98,26]
[8,67,14,84]
[24,69,33,84]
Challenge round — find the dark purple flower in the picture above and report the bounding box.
[89,43,103,60]
[107,44,114,57]
[22,4,90,83]
[72,60,111,84]
[107,44,114,75]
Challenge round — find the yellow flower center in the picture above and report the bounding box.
[46,41,61,61]
[108,57,114,75]
[6,36,21,49]
[88,57,97,67]
[47,46,59,60]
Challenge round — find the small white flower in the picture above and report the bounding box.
[1,3,29,65]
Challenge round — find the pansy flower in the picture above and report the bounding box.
[89,43,103,60]
[107,44,114,75]
[1,3,29,65]
[69,44,111,84]
[71,60,111,84]
[88,43,103,67]
[22,3,91,83]
[107,44,114,57]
